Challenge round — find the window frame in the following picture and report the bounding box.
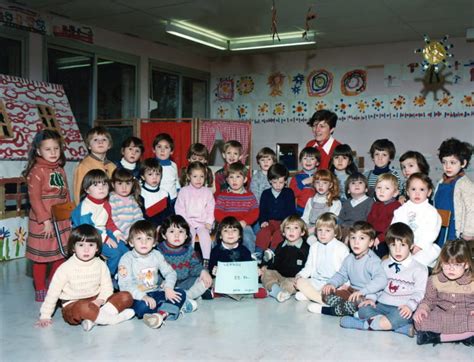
[0,27,28,77]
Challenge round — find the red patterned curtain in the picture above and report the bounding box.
[140,121,192,170]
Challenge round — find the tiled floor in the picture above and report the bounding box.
[1,258,472,361]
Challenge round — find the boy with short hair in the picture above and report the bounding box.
[214,140,251,194]
[250,147,277,204]
[115,136,144,179]
[340,222,428,337]
[308,221,387,316]
[73,126,116,203]
[118,220,188,329]
[179,143,214,187]
[153,133,180,206]
[255,163,296,252]
[139,158,172,227]
[289,147,320,216]
[364,138,403,197]
[214,162,259,253]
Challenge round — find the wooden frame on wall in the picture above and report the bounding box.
[276,143,299,172]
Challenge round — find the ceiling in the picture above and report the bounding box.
[13,0,474,56]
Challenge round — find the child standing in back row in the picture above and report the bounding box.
[250,147,276,204]
[153,133,180,208]
[214,140,251,194]
[329,144,359,201]
[179,143,214,188]
[115,136,144,179]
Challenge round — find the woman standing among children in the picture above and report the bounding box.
[36,224,134,331]
[329,144,359,201]
[23,129,72,302]
[414,239,473,346]
[175,162,215,264]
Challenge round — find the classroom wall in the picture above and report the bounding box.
[209,38,474,180]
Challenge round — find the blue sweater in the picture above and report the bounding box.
[258,187,296,225]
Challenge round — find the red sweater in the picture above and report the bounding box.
[214,191,259,225]
[367,200,401,243]
[305,138,341,170]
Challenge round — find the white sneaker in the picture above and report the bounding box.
[295,292,309,301]
[81,319,95,332]
[307,302,323,314]
[263,249,275,263]
[143,313,164,329]
[276,291,291,303]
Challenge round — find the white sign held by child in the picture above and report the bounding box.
[215,261,258,294]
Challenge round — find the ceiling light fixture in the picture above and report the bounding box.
[165,21,228,50]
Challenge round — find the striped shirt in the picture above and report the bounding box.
[214,190,259,225]
[109,192,143,238]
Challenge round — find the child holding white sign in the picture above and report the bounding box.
[209,216,267,299]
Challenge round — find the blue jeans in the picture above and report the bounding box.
[243,226,256,253]
[102,240,129,276]
[132,288,186,320]
[359,302,412,330]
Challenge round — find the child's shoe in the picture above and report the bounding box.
[253,287,268,299]
[394,324,415,338]
[251,252,262,262]
[263,249,275,263]
[461,336,474,346]
[81,319,95,332]
[143,313,164,329]
[35,289,47,302]
[276,291,291,303]
[294,292,308,301]
[201,288,214,300]
[307,302,323,314]
[182,299,198,313]
[416,331,441,345]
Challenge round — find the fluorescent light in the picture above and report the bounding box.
[166,21,228,50]
[166,30,228,50]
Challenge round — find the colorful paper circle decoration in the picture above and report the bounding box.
[306,69,333,97]
[341,69,367,96]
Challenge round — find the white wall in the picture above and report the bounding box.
[210,38,474,180]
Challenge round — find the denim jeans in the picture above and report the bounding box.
[359,302,412,330]
[132,288,186,320]
[242,225,256,253]
[101,240,129,276]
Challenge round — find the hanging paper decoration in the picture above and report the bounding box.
[390,95,406,110]
[356,100,369,113]
[372,98,384,111]
[461,94,473,107]
[341,69,367,96]
[307,69,333,97]
[291,73,305,95]
[414,69,453,100]
[292,101,307,116]
[236,76,255,96]
[271,0,280,42]
[215,78,234,101]
[334,99,351,114]
[413,95,426,107]
[257,102,270,117]
[267,72,286,96]
[437,93,453,107]
[302,6,317,40]
[272,102,286,116]
[414,35,454,73]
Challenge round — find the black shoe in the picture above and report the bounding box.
[461,336,474,346]
[416,331,441,345]
[201,288,214,300]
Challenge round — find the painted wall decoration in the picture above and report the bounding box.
[0,74,87,161]
[0,218,28,260]
[236,76,255,96]
[0,4,46,34]
[215,77,234,101]
[212,59,473,123]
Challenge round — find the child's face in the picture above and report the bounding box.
[311,120,332,143]
[349,231,374,256]
[142,169,161,187]
[86,180,109,200]
[407,178,431,204]
[348,180,367,199]
[164,224,187,248]
[74,240,98,262]
[154,140,173,161]
[442,155,466,178]
[189,154,207,164]
[301,154,318,171]
[283,222,304,243]
[333,155,350,171]
[221,226,240,246]
[372,149,391,168]
[400,158,420,178]
[388,239,410,262]
[314,179,331,195]
[122,143,142,164]
[38,139,61,163]
[222,146,241,164]
[89,133,111,155]
[189,169,205,189]
[316,225,335,244]
[375,180,398,202]
[258,156,274,172]
[130,231,156,256]
[270,176,286,193]
[441,259,469,280]
[226,172,246,192]
[114,180,133,198]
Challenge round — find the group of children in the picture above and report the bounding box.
[24,110,473,346]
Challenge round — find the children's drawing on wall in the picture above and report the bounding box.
[267,72,286,97]
[291,73,305,95]
[236,76,255,96]
[384,64,402,87]
[340,69,367,96]
[306,69,333,97]
[215,77,234,102]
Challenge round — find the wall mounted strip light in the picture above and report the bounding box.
[165,21,316,51]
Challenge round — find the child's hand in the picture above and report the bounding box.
[92,298,105,307]
[413,308,428,324]
[398,195,407,205]
[373,237,380,248]
[411,245,422,254]
[239,221,247,228]
[164,288,183,303]
[113,231,126,243]
[142,295,157,310]
[42,220,54,239]
[398,305,413,319]
[261,222,269,228]
[205,223,212,231]
[358,299,376,308]
[348,291,364,303]
[303,176,313,185]
[105,237,118,249]
[212,266,218,276]
[199,270,213,288]
[322,284,335,295]
[35,319,52,328]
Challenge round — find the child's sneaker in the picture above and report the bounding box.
[201,288,214,300]
[253,287,268,299]
[307,302,323,314]
[81,319,95,331]
[294,292,308,301]
[251,252,262,262]
[182,299,198,313]
[143,313,164,329]
[276,291,291,303]
[263,249,275,263]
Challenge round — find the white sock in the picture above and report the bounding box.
[100,302,119,315]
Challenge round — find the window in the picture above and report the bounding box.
[182,77,207,118]
[0,36,22,77]
[0,100,14,139]
[36,105,59,130]
[150,70,179,118]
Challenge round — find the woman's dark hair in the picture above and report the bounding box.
[215,216,243,244]
[158,215,192,247]
[67,224,102,257]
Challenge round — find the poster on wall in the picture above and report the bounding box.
[0,3,46,34]
[0,217,28,261]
